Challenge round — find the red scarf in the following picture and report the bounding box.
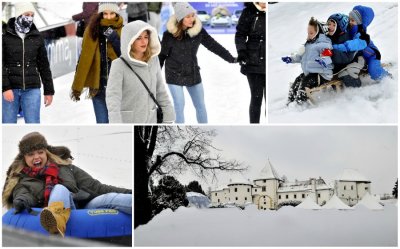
[22,163,60,206]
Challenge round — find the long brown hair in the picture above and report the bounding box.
[173,20,187,41]
[130,30,153,62]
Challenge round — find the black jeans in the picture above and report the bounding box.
[288,73,328,104]
[247,73,266,123]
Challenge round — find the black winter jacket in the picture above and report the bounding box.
[235,3,266,75]
[159,16,236,86]
[328,31,360,73]
[2,18,54,94]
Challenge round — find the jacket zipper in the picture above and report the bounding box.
[252,15,259,31]
[105,38,108,83]
[22,38,25,90]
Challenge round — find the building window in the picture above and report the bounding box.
[344,185,346,190]
[263,180,266,183]
[264,202,266,205]
[318,194,321,198]
[365,187,368,190]
[245,197,247,201]
[255,189,257,192]
[279,195,281,199]
[294,194,297,199]
[235,197,238,200]
[247,188,250,192]
[215,193,217,196]
[302,194,305,198]
[262,186,266,192]
[351,185,353,190]
[286,195,288,199]
[218,199,220,203]
[235,188,237,192]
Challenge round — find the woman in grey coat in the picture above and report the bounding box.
[106,20,175,123]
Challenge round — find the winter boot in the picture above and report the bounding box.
[40,201,71,237]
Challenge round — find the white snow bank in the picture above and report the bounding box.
[322,195,353,210]
[296,195,322,210]
[355,192,384,210]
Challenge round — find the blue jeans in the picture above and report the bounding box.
[92,89,109,123]
[168,83,207,123]
[48,184,132,215]
[2,88,41,123]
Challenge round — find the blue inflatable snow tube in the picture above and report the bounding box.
[2,208,132,238]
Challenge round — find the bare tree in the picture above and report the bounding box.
[134,126,247,228]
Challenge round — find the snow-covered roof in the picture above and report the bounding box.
[186,192,207,198]
[277,178,332,193]
[322,195,354,210]
[254,159,282,181]
[226,176,253,186]
[296,195,322,210]
[354,192,383,210]
[336,169,370,182]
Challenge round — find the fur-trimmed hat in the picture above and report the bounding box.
[18,132,48,155]
[173,2,196,22]
[14,2,36,18]
[98,2,119,14]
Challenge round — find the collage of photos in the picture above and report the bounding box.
[1,0,398,248]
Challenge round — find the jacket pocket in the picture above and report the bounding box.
[246,41,262,66]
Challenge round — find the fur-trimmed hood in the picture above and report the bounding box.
[253,2,266,12]
[166,15,202,38]
[2,148,72,209]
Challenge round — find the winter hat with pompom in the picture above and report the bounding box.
[173,2,196,22]
[98,2,119,14]
[14,2,36,18]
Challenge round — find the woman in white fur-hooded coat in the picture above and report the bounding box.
[106,20,175,123]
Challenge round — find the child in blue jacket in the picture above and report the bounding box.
[282,17,333,105]
[332,6,389,81]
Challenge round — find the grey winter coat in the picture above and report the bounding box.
[291,34,334,80]
[106,21,175,123]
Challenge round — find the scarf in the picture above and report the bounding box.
[71,16,123,101]
[15,15,34,34]
[22,163,60,206]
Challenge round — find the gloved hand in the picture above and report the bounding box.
[281,56,292,64]
[315,58,327,68]
[103,27,118,42]
[72,190,91,202]
[237,50,248,65]
[13,199,31,214]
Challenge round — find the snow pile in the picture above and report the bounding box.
[322,195,353,210]
[296,195,322,210]
[186,192,211,208]
[354,192,384,210]
[135,203,397,246]
[268,2,398,123]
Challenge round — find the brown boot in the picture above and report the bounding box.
[40,201,71,237]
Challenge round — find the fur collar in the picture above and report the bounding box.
[166,15,202,38]
[254,2,266,12]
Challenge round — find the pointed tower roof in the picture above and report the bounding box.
[254,158,282,181]
[336,169,370,182]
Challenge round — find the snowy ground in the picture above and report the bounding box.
[36,34,262,124]
[1,126,133,215]
[268,2,398,123]
[135,201,398,247]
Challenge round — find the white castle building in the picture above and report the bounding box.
[210,160,371,210]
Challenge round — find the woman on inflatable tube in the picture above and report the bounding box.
[2,132,132,237]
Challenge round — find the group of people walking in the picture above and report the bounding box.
[2,2,266,124]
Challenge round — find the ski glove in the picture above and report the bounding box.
[13,198,32,214]
[103,27,118,42]
[281,56,292,64]
[315,58,327,68]
[237,50,248,65]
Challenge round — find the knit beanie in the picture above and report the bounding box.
[173,2,196,22]
[14,2,36,18]
[19,132,48,155]
[98,2,119,13]
[349,9,362,25]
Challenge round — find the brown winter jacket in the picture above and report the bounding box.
[2,153,131,209]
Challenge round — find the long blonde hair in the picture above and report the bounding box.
[130,30,153,62]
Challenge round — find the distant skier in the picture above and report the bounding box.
[282,17,333,105]
[2,132,132,237]
[332,6,390,81]
[2,2,54,123]
[235,2,266,123]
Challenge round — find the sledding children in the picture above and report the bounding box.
[326,13,365,87]
[281,17,333,104]
[332,5,389,81]
[2,132,132,236]
[106,21,175,123]
[70,2,122,123]
[2,2,54,123]
[159,2,237,124]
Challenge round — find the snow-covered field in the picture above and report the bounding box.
[37,34,259,124]
[135,201,398,247]
[268,2,398,123]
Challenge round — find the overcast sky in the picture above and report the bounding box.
[175,126,397,195]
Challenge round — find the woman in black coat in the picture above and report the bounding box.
[2,2,54,124]
[235,2,266,123]
[159,2,237,124]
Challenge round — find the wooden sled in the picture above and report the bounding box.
[305,79,343,104]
